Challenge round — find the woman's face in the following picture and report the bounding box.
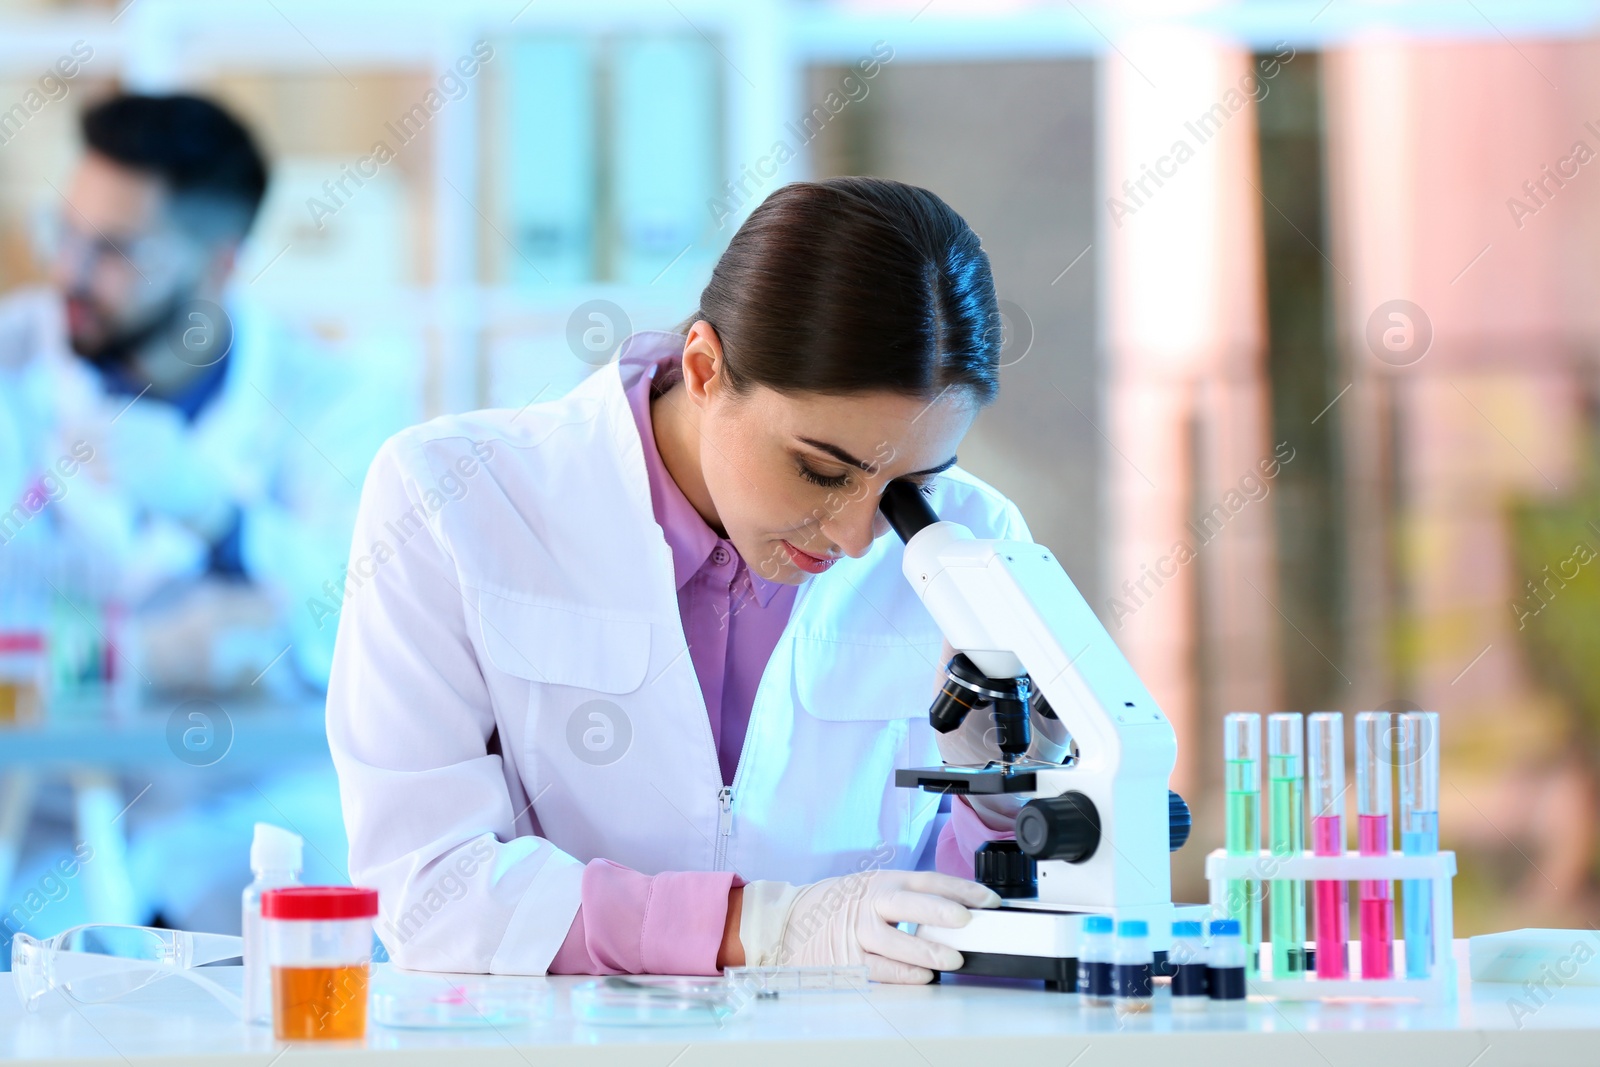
[663,321,979,585]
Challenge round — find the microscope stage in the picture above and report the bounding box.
[894,762,1050,795]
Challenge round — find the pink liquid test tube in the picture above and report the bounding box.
[1355,711,1394,979]
[1308,712,1348,979]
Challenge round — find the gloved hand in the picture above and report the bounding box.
[739,870,1001,984]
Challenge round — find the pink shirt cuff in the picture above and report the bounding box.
[548,859,744,975]
[935,797,1015,879]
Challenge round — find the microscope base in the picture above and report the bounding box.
[917,901,1208,992]
[931,950,1078,992]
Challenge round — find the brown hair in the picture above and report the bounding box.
[684,177,1000,404]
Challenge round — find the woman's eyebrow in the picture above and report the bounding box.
[796,437,957,477]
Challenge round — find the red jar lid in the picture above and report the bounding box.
[261,886,378,920]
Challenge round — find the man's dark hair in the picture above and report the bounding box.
[81,92,269,240]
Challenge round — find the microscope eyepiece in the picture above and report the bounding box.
[880,479,940,543]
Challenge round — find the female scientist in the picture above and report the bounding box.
[326,177,1067,983]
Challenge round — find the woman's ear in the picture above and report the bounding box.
[681,319,725,406]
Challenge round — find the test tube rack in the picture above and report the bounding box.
[1204,848,1457,1001]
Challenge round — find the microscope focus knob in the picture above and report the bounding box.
[1169,790,1192,851]
[973,840,1037,898]
[1015,791,1101,863]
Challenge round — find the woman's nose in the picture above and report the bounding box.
[820,498,882,559]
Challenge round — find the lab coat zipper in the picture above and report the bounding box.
[714,786,733,871]
[709,564,810,874]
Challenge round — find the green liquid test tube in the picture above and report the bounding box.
[1267,713,1307,979]
[1223,712,1262,974]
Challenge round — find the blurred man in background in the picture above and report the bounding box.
[0,93,399,934]
[0,92,386,690]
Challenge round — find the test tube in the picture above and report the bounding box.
[1223,713,1262,973]
[1267,713,1307,979]
[1308,712,1348,979]
[1355,712,1394,979]
[1400,711,1440,979]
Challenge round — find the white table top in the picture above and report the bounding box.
[0,942,1590,1065]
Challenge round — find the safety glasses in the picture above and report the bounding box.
[12,924,243,1014]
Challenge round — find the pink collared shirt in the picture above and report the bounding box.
[549,339,1000,975]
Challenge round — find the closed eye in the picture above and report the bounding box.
[797,461,851,489]
[797,458,941,498]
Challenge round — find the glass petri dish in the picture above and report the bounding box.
[571,976,738,1026]
[371,971,553,1029]
[725,965,869,995]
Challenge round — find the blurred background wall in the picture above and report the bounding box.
[3,0,1600,940]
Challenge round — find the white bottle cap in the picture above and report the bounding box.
[250,822,303,874]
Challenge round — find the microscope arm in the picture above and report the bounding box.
[881,481,1179,909]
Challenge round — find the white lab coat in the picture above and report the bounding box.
[325,336,1031,974]
[0,286,410,685]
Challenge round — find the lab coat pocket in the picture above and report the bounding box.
[473,591,650,695]
[791,633,945,721]
[774,632,945,868]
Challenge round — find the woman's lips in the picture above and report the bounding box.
[781,539,837,574]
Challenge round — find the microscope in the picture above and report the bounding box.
[880,481,1200,991]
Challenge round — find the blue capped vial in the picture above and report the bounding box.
[1170,920,1208,1009]
[1207,918,1247,1001]
[1113,919,1153,1013]
[1078,915,1115,1006]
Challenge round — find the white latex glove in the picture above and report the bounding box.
[739,871,1001,984]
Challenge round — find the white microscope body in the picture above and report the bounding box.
[882,483,1197,988]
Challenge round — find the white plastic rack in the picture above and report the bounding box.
[1205,848,1457,1001]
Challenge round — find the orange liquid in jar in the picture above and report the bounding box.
[0,681,39,724]
[271,964,369,1040]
